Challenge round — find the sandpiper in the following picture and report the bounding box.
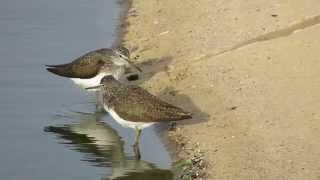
[46,46,141,90]
[87,76,192,157]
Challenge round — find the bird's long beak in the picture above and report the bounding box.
[85,84,103,90]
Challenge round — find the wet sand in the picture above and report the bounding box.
[122,0,320,179]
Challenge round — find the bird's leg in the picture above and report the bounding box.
[133,144,141,159]
[95,90,104,113]
[133,128,142,147]
[133,128,142,159]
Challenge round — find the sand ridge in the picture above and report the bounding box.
[122,0,320,179]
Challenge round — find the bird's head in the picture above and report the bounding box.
[85,75,121,90]
[114,46,130,60]
[114,46,142,72]
[100,75,119,85]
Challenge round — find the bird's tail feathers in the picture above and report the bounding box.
[46,66,72,77]
[45,63,70,68]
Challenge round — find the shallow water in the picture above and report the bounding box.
[0,0,172,179]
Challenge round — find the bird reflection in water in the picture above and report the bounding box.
[44,112,173,180]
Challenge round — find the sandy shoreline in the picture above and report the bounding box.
[121,0,320,179]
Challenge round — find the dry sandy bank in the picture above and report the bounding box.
[122,0,320,179]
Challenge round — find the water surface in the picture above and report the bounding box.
[0,0,172,179]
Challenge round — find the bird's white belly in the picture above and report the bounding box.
[70,67,126,91]
[70,73,109,90]
[107,107,154,129]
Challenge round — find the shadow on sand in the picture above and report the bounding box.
[124,56,173,85]
[158,87,210,126]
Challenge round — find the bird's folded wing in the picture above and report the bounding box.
[113,86,192,122]
[46,53,106,78]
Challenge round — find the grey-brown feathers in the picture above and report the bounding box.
[46,49,113,78]
[101,78,192,123]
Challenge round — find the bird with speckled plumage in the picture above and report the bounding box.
[46,46,141,90]
[86,75,192,158]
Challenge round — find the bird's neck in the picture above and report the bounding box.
[111,56,129,66]
[112,67,125,80]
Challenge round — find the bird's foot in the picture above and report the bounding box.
[168,121,177,131]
